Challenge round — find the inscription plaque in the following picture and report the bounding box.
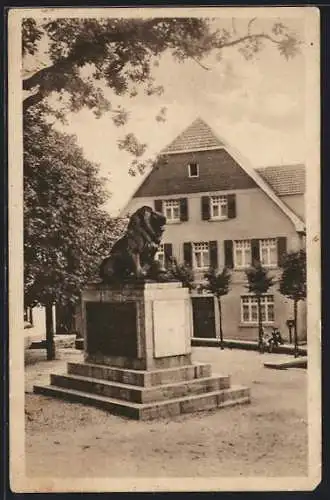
[86,301,138,357]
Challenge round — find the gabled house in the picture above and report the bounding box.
[122,118,306,342]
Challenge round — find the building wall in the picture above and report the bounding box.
[191,281,306,343]
[279,194,305,221]
[127,187,303,261]
[125,186,306,342]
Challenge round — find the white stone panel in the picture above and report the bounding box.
[153,299,190,358]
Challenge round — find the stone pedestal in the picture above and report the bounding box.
[34,281,250,420]
[82,281,192,370]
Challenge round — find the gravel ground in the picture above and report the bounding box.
[25,347,308,478]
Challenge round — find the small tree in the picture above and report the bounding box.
[150,256,195,291]
[201,267,231,349]
[245,263,275,352]
[279,250,307,357]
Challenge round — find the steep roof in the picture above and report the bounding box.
[123,119,305,232]
[162,117,224,154]
[256,164,305,196]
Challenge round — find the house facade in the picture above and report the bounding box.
[122,118,306,343]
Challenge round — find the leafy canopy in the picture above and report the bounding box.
[245,262,275,296]
[22,16,300,174]
[202,267,231,298]
[24,111,127,307]
[279,250,306,301]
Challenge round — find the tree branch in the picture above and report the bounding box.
[216,32,281,50]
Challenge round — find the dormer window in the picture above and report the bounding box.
[188,163,199,178]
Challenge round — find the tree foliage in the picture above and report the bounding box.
[279,250,307,356]
[245,262,275,351]
[24,111,127,308]
[22,16,300,174]
[245,263,275,296]
[201,266,232,348]
[279,250,307,302]
[202,266,231,298]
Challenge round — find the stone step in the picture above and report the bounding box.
[50,372,231,403]
[33,383,250,420]
[67,361,212,387]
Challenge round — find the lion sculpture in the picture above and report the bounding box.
[99,205,166,282]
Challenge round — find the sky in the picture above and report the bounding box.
[40,16,306,216]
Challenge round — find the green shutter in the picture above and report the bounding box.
[209,241,218,269]
[277,237,287,267]
[154,199,163,213]
[180,198,188,221]
[224,240,234,269]
[201,196,210,220]
[183,242,193,267]
[227,194,236,219]
[164,243,173,267]
[251,239,260,266]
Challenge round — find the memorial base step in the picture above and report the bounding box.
[67,361,213,387]
[33,383,250,420]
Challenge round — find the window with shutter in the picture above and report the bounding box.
[193,242,210,270]
[210,196,228,220]
[201,196,210,220]
[163,199,180,222]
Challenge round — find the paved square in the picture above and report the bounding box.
[25,347,307,478]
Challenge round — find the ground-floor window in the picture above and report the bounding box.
[241,295,274,324]
[155,244,165,269]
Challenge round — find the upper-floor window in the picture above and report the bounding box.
[164,199,180,222]
[260,238,277,267]
[224,237,287,269]
[241,295,275,324]
[193,242,210,270]
[210,195,228,220]
[234,240,251,269]
[188,163,199,178]
[154,198,188,223]
[201,194,236,221]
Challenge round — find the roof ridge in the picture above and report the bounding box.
[161,116,224,154]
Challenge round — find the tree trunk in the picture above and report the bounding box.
[218,297,224,350]
[293,299,299,358]
[257,295,263,353]
[45,303,56,361]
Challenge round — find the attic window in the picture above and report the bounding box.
[188,163,199,178]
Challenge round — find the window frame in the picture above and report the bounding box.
[259,238,278,268]
[155,243,165,269]
[163,199,181,223]
[193,241,210,270]
[233,239,252,269]
[210,195,229,220]
[241,295,275,324]
[188,163,199,178]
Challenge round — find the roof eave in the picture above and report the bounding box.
[162,146,224,155]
